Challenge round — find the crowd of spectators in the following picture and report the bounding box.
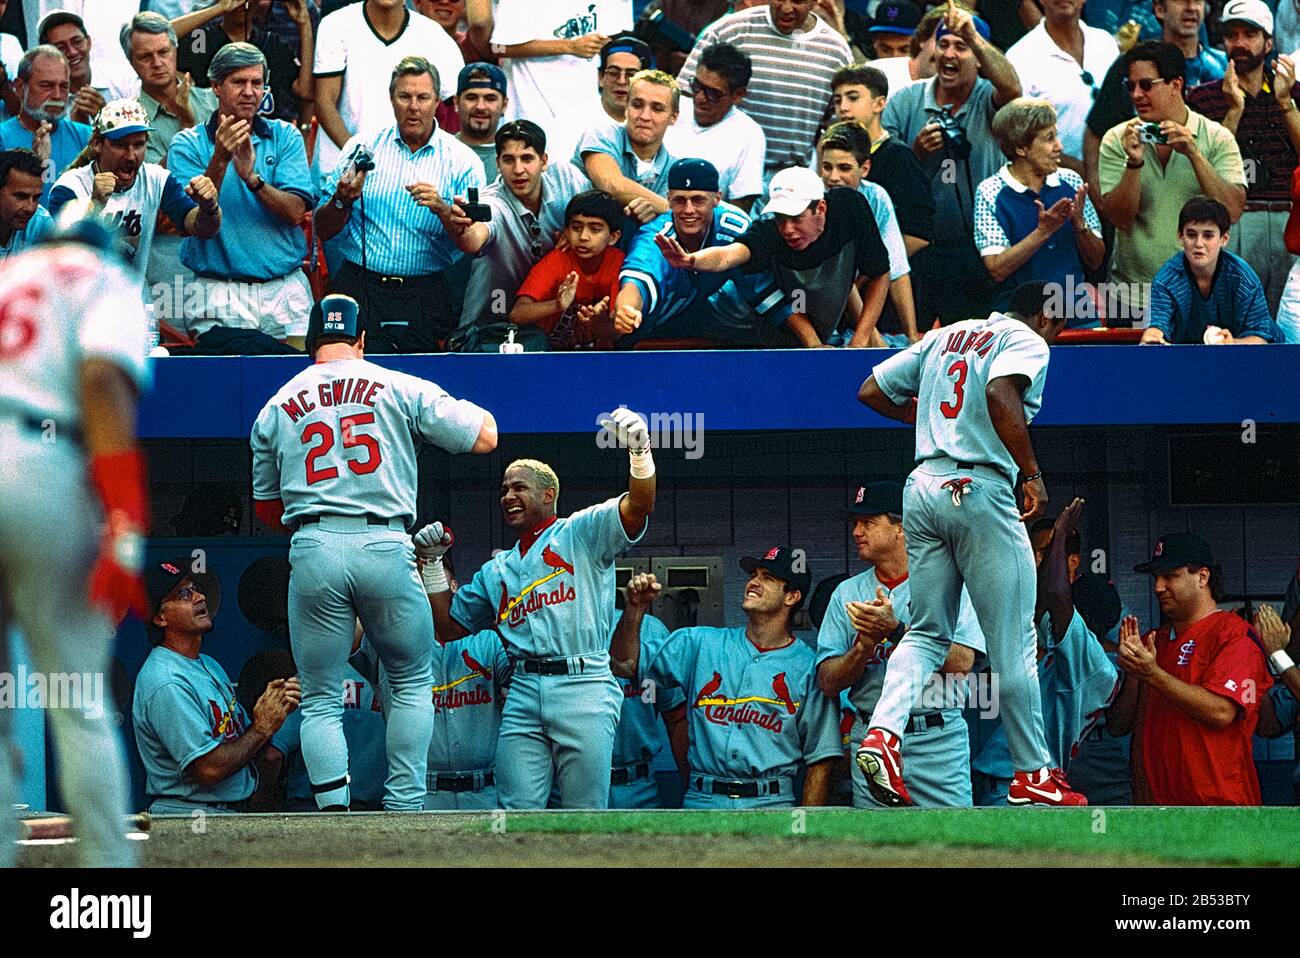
[2,0,1300,351]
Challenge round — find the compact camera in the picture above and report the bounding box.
[1138,122,1168,145]
[462,187,492,223]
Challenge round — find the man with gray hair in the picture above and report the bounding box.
[0,46,91,208]
[123,11,220,313]
[168,42,315,354]
[122,11,218,166]
[315,56,485,351]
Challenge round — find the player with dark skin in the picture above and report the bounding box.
[857,299,1067,523]
[427,461,655,641]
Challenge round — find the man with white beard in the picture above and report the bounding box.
[0,47,91,207]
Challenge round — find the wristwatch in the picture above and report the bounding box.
[332,196,351,211]
[249,175,267,193]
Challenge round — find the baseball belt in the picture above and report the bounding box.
[520,656,597,676]
[610,762,651,785]
[428,771,494,793]
[857,710,946,735]
[692,775,792,798]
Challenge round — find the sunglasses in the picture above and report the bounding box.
[687,82,729,104]
[1123,77,1170,93]
[524,216,543,259]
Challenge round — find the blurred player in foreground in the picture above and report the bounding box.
[0,218,150,865]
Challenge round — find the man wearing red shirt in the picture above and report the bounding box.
[1107,532,1272,805]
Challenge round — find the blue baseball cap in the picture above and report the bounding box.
[667,158,720,192]
[935,13,992,43]
[869,1,922,35]
[457,62,507,96]
[599,34,654,70]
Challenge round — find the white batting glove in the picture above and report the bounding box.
[413,522,453,592]
[600,407,654,479]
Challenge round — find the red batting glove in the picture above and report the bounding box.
[89,448,150,622]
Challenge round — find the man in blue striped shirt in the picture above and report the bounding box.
[316,55,486,352]
[1142,196,1275,344]
[0,149,53,262]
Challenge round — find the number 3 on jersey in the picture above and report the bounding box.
[939,359,967,419]
[302,413,382,484]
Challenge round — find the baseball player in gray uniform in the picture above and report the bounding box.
[611,550,843,809]
[0,220,149,867]
[251,294,498,812]
[356,623,512,810]
[609,613,687,809]
[855,280,1088,807]
[817,481,986,808]
[420,409,656,810]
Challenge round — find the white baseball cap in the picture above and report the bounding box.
[1221,0,1273,36]
[765,167,826,217]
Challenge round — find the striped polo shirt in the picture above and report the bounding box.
[320,123,487,277]
[1186,71,1300,202]
[974,165,1101,320]
[1147,248,1275,343]
[677,6,852,173]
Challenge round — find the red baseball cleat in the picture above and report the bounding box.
[1008,767,1088,806]
[855,727,913,807]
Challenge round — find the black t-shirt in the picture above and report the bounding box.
[177,24,304,122]
[1086,56,1134,138]
[738,187,891,340]
[867,135,935,243]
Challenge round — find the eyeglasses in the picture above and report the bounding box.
[687,82,729,104]
[166,585,200,602]
[1122,77,1170,94]
[602,67,640,81]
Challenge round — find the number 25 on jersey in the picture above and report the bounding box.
[302,414,383,484]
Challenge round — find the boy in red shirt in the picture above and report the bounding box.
[1107,533,1273,805]
[511,190,624,349]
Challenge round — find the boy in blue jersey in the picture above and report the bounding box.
[1142,195,1275,344]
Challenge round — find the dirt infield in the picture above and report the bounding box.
[15,811,1219,868]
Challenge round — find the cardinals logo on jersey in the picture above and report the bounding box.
[497,546,577,627]
[431,650,496,711]
[693,672,799,733]
[208,693,245,741]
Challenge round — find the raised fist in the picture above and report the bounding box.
[600,406,649,451]
[413,521,454,560]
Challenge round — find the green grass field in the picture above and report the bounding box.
[492,807,1300,867]
[18,806,1297,868]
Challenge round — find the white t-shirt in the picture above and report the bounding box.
[1006,21,1120,160]
[49,162,194,280]
[491,0,632,152]
[867,56,922,103]
[314,3,464,172]
[665,105,767,202]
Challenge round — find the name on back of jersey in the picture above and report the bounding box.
[280,376,387,423]
[940,328,996,359]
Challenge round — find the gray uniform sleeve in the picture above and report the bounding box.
[250,402,282,501]
[405,375,488,454]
